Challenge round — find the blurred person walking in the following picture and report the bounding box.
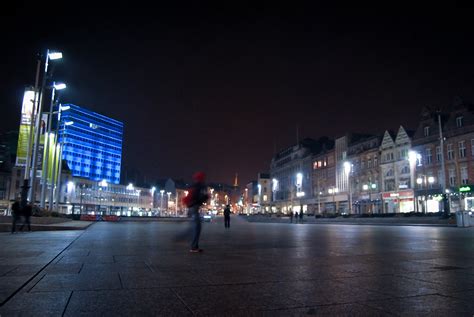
[183,172,209,253]
[11,197,21,234]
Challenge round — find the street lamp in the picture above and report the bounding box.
[160,190,164,215]
[151,187,156,208]
[39,82,67,208]
[272,178,278,213]
[257,184,262,212]
[27,50,63,205]
[167,192,171,214]
[344,161,352,214]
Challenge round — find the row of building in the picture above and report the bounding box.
[245,101,474,215]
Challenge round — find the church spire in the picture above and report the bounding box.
[233,173,239,187]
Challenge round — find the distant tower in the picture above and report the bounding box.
[233,173,239,187]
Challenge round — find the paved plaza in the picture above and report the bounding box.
[0,216,473,316]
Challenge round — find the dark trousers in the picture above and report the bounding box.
[11,215,20,233]
[191,212,201,250]
[20,216,31,231]
[224,216,230,228]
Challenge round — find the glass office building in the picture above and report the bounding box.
[57,104,123,184]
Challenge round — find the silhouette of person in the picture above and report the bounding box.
[224,204,231,228]
[186,172,209,252]
[289,211,294,223]
[11,197,21,233]
[19,204,32,232]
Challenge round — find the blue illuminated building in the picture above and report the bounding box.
[57,104,123,184]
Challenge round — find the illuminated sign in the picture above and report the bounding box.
[15,88,36,166]
[459,186,471,192]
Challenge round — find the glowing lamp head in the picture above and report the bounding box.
[344,161,351,174]
[54,83,67,90]
[48,51,63,60]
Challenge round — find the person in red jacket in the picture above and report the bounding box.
[184,172,209,252]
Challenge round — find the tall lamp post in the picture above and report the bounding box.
[167,192,171,214]
[272,178,278,213]
[151,187,156,210]
[160,190,164,216]
[27,50,63,205]
[40,83,66,208]
[408,150,420,212]
[344,162,352,214]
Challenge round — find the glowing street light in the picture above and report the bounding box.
[27,50,64,205]
[48,51,63,60]
[343,161,352,214]
[167,192,171,213]
[160,190,165,215]
[126,183,134,190]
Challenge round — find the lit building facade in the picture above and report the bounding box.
[347,135,382,214]
[379,126,415,213]
[58,104,123,184]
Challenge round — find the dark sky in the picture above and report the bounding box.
[2,4,474,186]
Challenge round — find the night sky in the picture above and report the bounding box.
[2,4,474,186]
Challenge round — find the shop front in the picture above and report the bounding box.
[382,189,414,213]
[414,188,443,213]
[353,193,382,214]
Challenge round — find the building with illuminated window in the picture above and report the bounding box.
[58,104,123,184]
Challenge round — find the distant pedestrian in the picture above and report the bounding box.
[299,208,303,221]
[289,211,294,223]
[19,204,32,232]
[294,211,299,223]
[11,197,21,234]
[224,204,231,228]
[182,171,209,253]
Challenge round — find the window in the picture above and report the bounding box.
[400,166,410,174]
[374,155,378,166]
[368,159,372,168]
[425,148,432,164]
[449,168,456,187]
[386,169,394,177]
[400,149,408,159]
[424,126,430,136]
[460,166,469,185]
[447,144,454,160]
[459,141,466,158]
[436,146,441,162]
[456,116,464,128]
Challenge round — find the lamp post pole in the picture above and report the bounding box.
[160,190,164,216]
[29,50,63,204]
[438,112,450,217]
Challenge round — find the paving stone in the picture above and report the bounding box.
[43,263,83,275]
[120,270,208,288]
[398,270,474,294]
[258,303,389,316]
[30,272,121,292]
[364,294,474,316]
[0,291,70,316]
[63,288,191,316]
[338,275,440,297]
[173,283,302,314]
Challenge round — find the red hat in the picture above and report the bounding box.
[193,171,206,182]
